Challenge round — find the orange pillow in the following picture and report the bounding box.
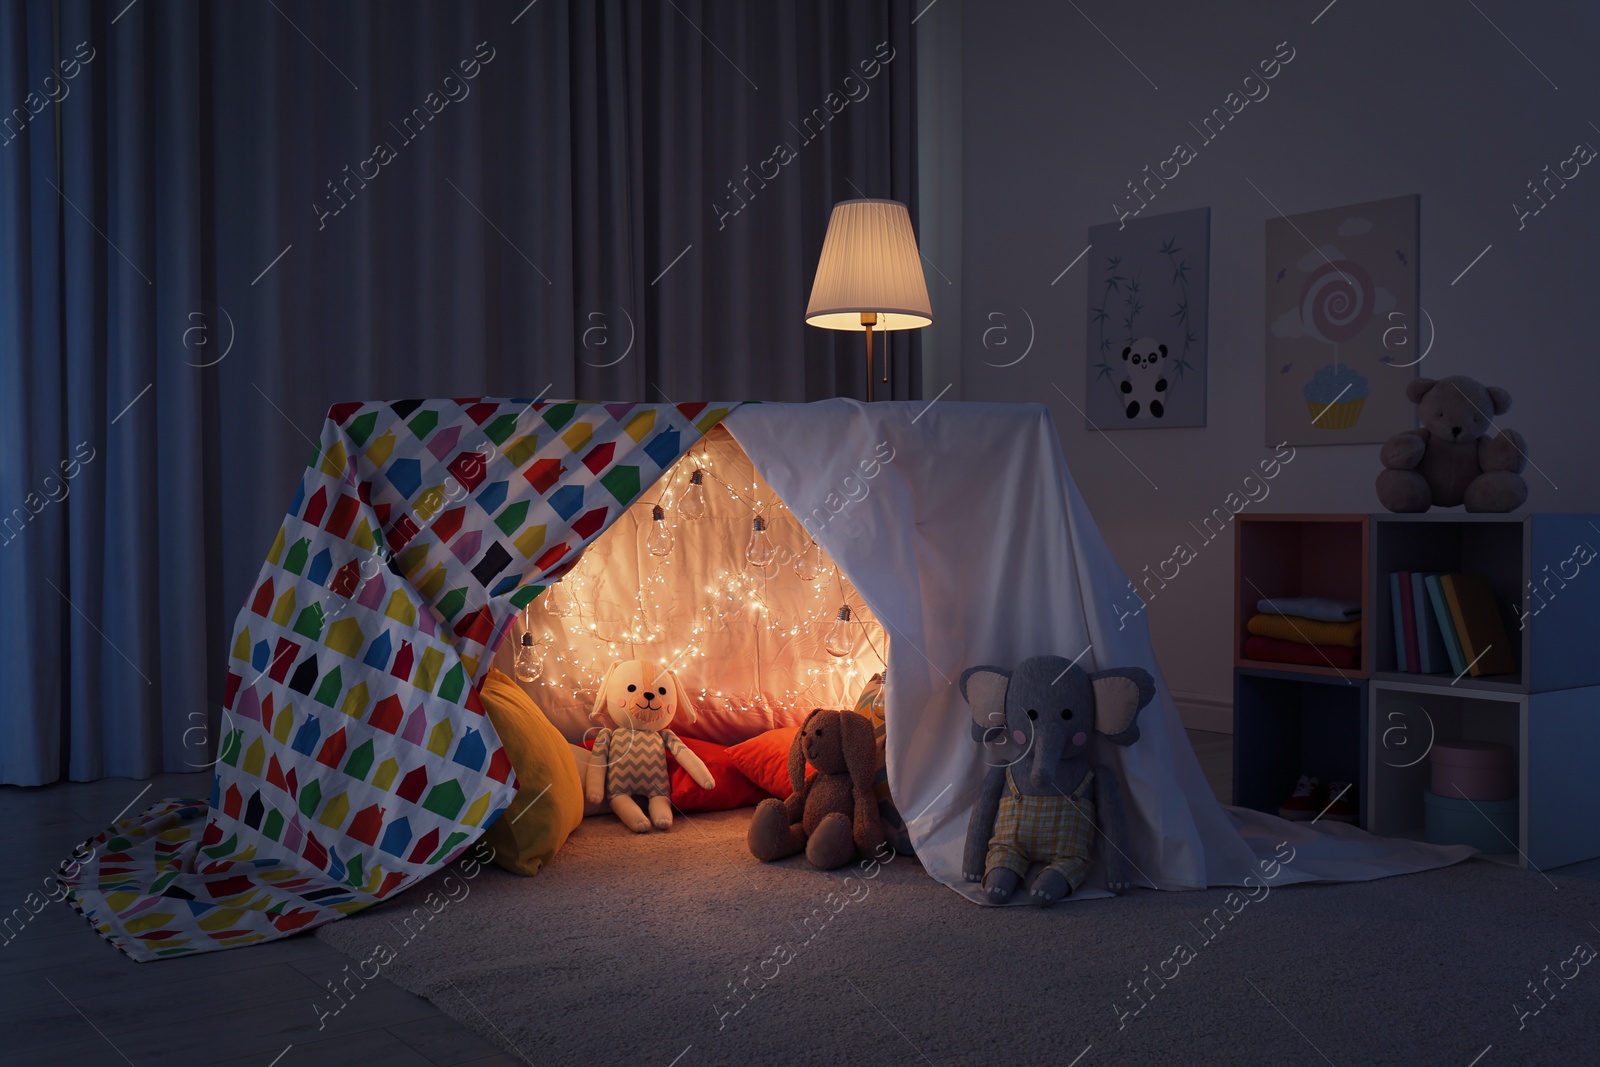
[725,726,817,799]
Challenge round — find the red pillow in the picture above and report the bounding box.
[725,727,818,799]
[582,735,770,812]
[669,735,770,812]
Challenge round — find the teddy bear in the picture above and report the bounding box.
[1119,338,1169,419]
[584,659,714,832]
[1375,375,1528,513]
[961,655,1154,905]
[747,708,883,870]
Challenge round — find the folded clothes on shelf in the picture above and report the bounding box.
[1254,596,1361,622]
[1246,612,1362,648]
[1243,635,1360,669]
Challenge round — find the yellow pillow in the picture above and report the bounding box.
[570,743,610,816]
[479,669,584,875]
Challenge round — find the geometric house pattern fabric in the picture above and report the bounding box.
[59,398,735,961]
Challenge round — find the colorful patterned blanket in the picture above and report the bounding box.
[59,399,734,961]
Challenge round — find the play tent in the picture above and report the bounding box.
[60,398,1472,962]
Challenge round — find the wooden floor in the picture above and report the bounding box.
[4,732,1594,1066]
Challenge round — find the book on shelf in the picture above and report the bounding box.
[1398,571,1420,673]
[1440,574,1517,677]
[1411,571,1452,675]
[1389,572,1408,672]
[1424,574,1468,676]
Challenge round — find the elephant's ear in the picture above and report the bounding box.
[1090,667,1156,746]
[959,666,1011,743]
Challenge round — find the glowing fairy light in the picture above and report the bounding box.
[646,504,674,557]
[513,632,542,682]
[679,469,709,520]
[512,432,885,711]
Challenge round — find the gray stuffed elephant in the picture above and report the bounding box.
[960,655,1155,906]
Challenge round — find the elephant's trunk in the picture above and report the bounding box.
[1030,725,1067,790]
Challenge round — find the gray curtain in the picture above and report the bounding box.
[0,0,919,785]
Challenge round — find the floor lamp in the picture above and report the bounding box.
[804,199,933,402]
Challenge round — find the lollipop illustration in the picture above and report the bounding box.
[1272,251,1388,430]
[1299,260,1373,428]
[1300,260,1374,343]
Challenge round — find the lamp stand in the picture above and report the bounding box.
[861,311,878,402]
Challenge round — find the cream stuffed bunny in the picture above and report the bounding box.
[585,659,714,832]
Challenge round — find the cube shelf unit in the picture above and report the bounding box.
[1232,512,1600,870]
[1234,513,1369,680]
[1234,667,1368,826]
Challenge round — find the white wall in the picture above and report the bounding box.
[938,0,1600,730]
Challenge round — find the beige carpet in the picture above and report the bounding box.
[316,809,1600,1066]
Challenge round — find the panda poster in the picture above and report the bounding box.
[1085,207,1210,429]
[1263,194,1419,446]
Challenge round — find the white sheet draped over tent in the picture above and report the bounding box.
[725,399,1473,903]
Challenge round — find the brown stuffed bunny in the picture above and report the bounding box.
[747,709,883,870]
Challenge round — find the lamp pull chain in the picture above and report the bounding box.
[882,313,890,389]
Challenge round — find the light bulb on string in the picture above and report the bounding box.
[679,469,708,521]
[541,580,574,618]
[793,540,824,581]
[751,549,780,581]
[746,515,775,568]
[823,605,854,657]
[513,632,542,682]
[646,504,673,557]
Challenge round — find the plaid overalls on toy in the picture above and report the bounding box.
[984,767,1096,891]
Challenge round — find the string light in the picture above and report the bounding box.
[823,606,854,657]
[793,540,824,582]
[513,430,887,716]
[679,469,708,520]
[646,504,674,557]
[513,631,542,681]
[745,515,775,567]
[541,580,575,617]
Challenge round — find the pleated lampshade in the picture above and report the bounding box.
[805,199,933,331]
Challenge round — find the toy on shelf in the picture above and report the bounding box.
[584,659,714,833]
[1376,375,1528,513]
[746,708,883,870]
[960,655,1155,906]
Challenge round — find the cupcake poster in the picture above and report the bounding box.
[1264,194,1419,445]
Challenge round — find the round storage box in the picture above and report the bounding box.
[1423,789,1517,853]
[1430,739,1515,802]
